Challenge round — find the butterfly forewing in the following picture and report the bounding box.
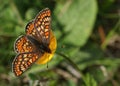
[12,52,42,76]
[14,35,36,53]
[34,8,51,44]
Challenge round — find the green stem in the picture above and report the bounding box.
[56,51,84,78]
[101,19,120,49]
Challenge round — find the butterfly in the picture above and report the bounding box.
[12,8,57,76]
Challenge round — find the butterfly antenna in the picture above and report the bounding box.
[47,55,49,68]
[47,61,48,68]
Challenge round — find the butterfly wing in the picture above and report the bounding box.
[13,8,52,76]
[14,35,36,53]
[25,20,40,39]
[34,8,51,45]
[12,52,43,76]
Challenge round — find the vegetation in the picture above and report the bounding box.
[0,0,120,86]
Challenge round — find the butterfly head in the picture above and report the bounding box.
[40,43,51,53]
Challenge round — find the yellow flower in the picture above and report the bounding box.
[36,30,57,64]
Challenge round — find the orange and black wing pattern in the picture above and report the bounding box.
[14,35,36,53]
[12,8,55,77]
[13,35,40,76]
[25,20,39,39]
[34,8,51,44]
[12,52,41,76]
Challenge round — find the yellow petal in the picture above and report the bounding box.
[36,30,57,64]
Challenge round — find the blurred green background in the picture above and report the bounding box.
[0,0,120,86]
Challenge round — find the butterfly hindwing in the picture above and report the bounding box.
[25,20,40,40]
[12,52,42,76]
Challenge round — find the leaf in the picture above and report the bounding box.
[83,73,98,86]
[55,0,98,47]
